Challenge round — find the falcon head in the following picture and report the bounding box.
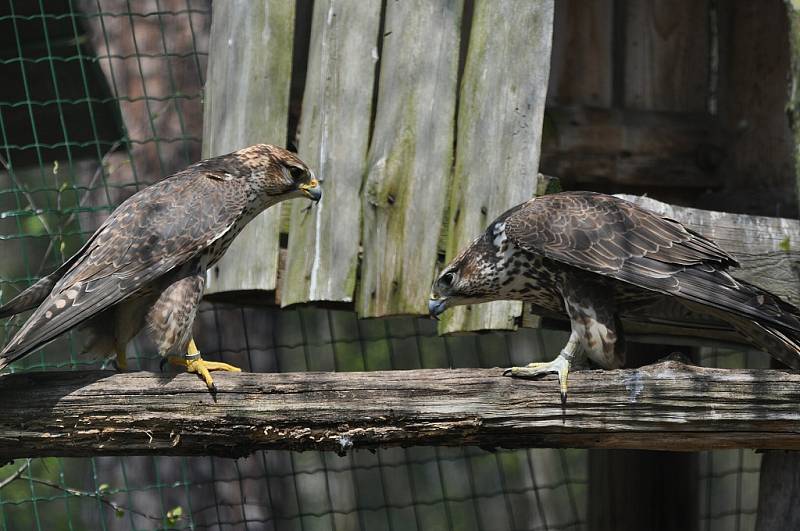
[429,220,515,318]
[233,144,322,203]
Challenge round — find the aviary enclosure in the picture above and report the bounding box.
[0,0,797,530]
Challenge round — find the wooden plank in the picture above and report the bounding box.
[547,0,613,107]
[441,0,554,333]
[617,194,800,306]
[540,105,723,189]
[356,0,463,317]
[756,451,800,531]
[7,361,800,458]
[791,1,800,205]
[756,6,800,529]
[201,1,294,295]
[709,0,795,218]
[280,0,381,306]
[623,0,709,112]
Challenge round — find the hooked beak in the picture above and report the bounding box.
[299,178,322,202]
[428,297,448,320]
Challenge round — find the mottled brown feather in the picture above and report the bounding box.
[0,144,316,369]
[502,191,800,335]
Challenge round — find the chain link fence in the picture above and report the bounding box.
[0,1,764,529]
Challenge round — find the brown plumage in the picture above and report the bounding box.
[0,144,321,390]
[429,191,800,403]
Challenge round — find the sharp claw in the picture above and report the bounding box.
[502,355,571,404]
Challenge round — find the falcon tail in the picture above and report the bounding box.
[0,335,47,372]
[682,281,800,369]
[0,272,61,319]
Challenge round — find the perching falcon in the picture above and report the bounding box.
[0,144,321,391]
[429,191,800,403]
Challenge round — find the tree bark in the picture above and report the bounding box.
[1,362,800,460]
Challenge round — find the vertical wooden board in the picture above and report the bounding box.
[708,0,795,218]
[790,1,800,205]
[624,0,709,111]
[547,0,613,107]
[280,0,381,306]
[202,0,294,295]
[441,0,554,334]
[356,0,463,317]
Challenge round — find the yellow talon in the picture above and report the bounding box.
[166,338,241,391]
[115,349,127,371]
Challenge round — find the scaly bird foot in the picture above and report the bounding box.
[113,349,127,372]
[166,355,241,393]
[503,353,571,405]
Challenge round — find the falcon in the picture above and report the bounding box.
[0,144,321,391]
[429,191,800,403]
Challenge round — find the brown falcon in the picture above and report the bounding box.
[0,144,321,391]
[429,191,800,403]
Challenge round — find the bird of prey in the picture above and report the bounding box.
[0,144,321,391]
[429,191,800,403]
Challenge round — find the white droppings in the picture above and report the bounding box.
[54,299,67,309]
[227,38,233,46]
[337,434,353,454]
[66,290,78,300]
[309,199,324,296]
[45,311,53,319]
[623,372,644,403]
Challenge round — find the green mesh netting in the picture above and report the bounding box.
[0,1,763,530]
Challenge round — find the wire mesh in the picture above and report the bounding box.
[0,0,766,530]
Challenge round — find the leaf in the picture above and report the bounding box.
[98,483,109,493]
[166,506,183,525]
[115,508,124,518]
[779,237,791,252]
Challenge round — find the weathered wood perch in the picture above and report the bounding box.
[2,361,800,459]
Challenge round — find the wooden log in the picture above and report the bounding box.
[623,0,709,112]
[280,0,382,307]
[616,194,800,306]
[357,0,463,317]
[4,361,800,459]
[540,106,724,189]
[442,0,554,333]
[201,1,295,296]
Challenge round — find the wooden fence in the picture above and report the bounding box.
[201,0,554,334]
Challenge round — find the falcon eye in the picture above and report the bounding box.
[440,272,456,287]
[288,166,307,181]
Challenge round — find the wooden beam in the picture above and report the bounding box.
[4,361,800,459]
[540,106,723,189]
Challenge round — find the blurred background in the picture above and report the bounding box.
[0,0,793,529]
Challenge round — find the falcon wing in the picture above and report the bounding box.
[0,168,246,367]
[502,191,800,333]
